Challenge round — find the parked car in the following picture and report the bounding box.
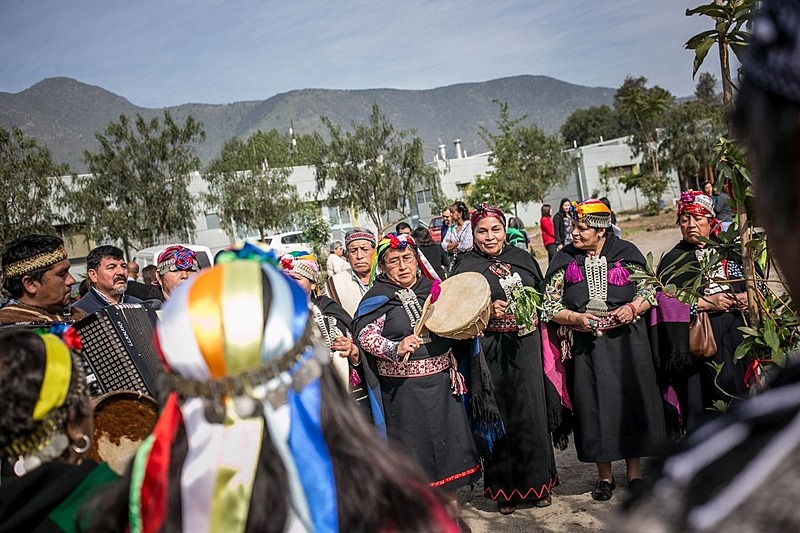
[428,216,444,244]
[257,231,312,257]
[134,244,214,270]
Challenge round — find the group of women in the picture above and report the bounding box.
[346,194,753,513]
[0,192,753,532]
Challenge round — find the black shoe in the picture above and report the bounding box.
[498,502,516,515]
[591,478,615,501]
[628,477,646,494]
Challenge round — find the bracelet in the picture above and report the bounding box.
[626,303,640,322]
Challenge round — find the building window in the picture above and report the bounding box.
[326,205,351,226]
[415,189,433,205]
[205,212,221,230]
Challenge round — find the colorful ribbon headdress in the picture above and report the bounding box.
[157,245,199,275]
[368,232,440,286]
[130,246,338,533]
[280,250,321,285]
[569,199,612,228]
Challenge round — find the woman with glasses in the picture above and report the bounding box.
[354,232,480,527]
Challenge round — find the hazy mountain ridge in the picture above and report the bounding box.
[0,75,617,173]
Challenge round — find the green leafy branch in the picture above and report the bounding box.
[511,286,542,331]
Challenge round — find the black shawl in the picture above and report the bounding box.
[454,244,543,285]
[545,234,647,312]
[312,294,353,330]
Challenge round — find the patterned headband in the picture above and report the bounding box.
[3,247,68,279]
[470,203,505,229]
[678,190,715,219]
[570,199,612,228]
[157,246,199,275]
[344,230,376,248]
[280,251,320,284]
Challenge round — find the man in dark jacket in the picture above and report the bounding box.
[72,245,142,317]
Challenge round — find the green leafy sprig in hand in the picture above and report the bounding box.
[511,286,541,331]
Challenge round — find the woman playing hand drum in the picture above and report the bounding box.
[353,232,480,524]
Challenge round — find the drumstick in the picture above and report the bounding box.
[414,280,440,338]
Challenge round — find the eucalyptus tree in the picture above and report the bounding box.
[315,104,442,229]
[62,112,204,256]
[204,132,303,241]
[480,101,571,215]
[0,125,68,245]
[614,77,676,213]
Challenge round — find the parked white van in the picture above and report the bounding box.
[134,244,214,270]
[252,231,312,257]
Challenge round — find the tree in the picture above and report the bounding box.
[686,0,760,325]
[465,174,515,212]
[614,77,675,212]
[315,104,442,229]
[204,132,303,241]
[0,126,68,246]
[296,202,331,259]
[61,112,204,255]
[560,105,629,147]
[661,73,727,191]
[480,101,571,214]
[685,0,753,116]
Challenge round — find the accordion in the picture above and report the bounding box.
[75,303,162,397]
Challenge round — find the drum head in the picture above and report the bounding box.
[426,272,491,337]
[87,390,158,474]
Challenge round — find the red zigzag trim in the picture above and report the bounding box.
[484,476,560,502]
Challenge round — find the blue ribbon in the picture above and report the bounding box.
[288,363,338,533]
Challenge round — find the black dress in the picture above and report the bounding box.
[352,276,481,490]
[657,240,752,432]
[454,246,560,503]
[543,236,666,462]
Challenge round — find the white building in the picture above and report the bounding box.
[60,135,682,276]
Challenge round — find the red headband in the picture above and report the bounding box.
[470,203,505,229]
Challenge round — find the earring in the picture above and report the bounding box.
[71,434,91,454]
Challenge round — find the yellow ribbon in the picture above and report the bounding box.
[221,262,266,374]
[208,403,264,533]
[33,334,72,421]
[188,266,227,378]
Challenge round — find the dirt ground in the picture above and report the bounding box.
[458,221,682,533]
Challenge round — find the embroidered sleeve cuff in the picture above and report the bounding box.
[541,269,567,322]
[356,315,400,362]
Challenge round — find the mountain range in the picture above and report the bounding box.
[0,75,617,173]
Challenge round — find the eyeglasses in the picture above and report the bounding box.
[384,255,416,268]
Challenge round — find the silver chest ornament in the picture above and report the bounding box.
[396,288,431,344]
[584,255,609,318]
[312,304,349,385]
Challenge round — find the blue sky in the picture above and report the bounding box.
[0,0,716,108]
